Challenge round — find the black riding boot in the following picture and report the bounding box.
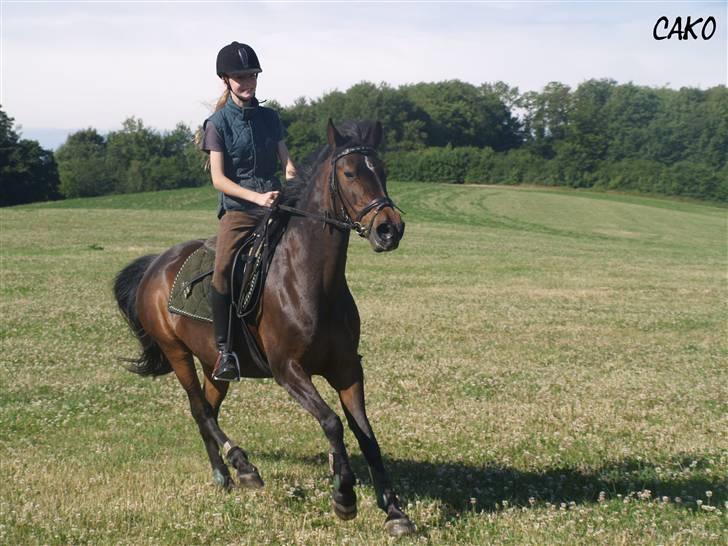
[211,287,241,382]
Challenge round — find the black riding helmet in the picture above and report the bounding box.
[216,42,262,78]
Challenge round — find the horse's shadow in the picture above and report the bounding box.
[258,450,724,522]
[354,455,724,518]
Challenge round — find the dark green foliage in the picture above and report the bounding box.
[604,83,661,162]
[0,106,61,206]
[520,82,571,159]
[401,80,521,150]
[55,119,207,199]
[55,128,113,198]
[390,146,477,184]
[665,161,721,199]
[375,79,726,201]
[386,146,550,186]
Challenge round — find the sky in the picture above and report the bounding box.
[2,1,726,149]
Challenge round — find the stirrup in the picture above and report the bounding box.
[213,351,241,382]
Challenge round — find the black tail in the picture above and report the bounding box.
[113,254,172,376]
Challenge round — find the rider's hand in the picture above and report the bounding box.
[258,191,280,208]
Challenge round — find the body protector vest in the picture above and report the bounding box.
[205,96,283,217]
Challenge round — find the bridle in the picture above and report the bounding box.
[277,145,402,238]
[328,146,400,237]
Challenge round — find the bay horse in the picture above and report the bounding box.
[113,120,415,536]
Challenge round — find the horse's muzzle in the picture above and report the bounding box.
[370,219,404,252]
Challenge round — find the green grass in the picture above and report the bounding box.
[2,182,726,544]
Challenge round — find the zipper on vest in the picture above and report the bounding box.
[249,120,258,189]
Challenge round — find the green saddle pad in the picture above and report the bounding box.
[168,242,215,323]
[168,211,283,326]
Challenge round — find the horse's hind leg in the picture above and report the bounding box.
[336,375,416,537]
[165,344,263,490]
[201,365,265,489]
[198,372,234,490]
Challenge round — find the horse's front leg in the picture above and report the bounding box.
[276,359,357,520]
[338,379,416,537]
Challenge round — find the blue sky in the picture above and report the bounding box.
[2,1,726,148]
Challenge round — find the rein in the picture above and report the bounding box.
[277,145,401,238]
[276,204,353,231]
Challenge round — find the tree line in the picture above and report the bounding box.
[277,80,726,201]
[52,118,206,199]
[1,79,726,206]
[0,111,207,205]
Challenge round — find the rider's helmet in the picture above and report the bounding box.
[216,42,262,78]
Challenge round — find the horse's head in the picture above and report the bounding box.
[327,119,405,252]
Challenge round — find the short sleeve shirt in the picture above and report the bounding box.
[201,121,224,153]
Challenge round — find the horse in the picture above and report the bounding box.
[113,119,415,537]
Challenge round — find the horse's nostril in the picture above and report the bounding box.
[376,223,394,240]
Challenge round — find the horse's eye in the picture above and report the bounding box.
[343,171,355,179]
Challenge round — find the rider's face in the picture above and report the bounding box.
[226,72,258,102]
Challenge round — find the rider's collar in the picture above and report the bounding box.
[226,95,259,119]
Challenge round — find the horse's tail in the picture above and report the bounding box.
[113,254,172,377]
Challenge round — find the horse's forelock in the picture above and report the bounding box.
[337,120,381,149]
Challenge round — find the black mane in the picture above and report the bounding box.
[277,146,328,209]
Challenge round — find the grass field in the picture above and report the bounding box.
[1,182,726,545]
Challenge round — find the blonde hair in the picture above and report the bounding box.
[194,88,230,170]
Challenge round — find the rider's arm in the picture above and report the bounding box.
[209,151,278,208]
[277,141,298,181]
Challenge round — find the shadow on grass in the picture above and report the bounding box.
[256,449,724,517]
[351,455,725,515]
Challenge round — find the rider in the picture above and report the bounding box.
[201,42,297,381]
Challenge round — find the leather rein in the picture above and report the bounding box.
[277,146,401,238]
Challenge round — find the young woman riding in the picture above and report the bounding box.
[201,42,297,381]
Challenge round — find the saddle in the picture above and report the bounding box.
[167,207,286,374]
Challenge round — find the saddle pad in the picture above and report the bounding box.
[168,244,215,323]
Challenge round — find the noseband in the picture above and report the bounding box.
[278,145,401,238]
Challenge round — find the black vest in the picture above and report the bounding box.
[206,96,282,217]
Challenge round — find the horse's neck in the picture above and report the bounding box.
[283,163,350,293]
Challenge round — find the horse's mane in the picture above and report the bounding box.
[276,120,381,210]
[276,146,328,209]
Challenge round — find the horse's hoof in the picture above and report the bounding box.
[237,470,265,489]
[331,487,357,520]
[212,468,235,491]
[384,516,416,537]
[332,499,358,521]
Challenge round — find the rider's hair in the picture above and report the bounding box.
[213,87,231,113]
[194,87,231,170]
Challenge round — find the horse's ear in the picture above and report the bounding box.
[327,118,345,147]
[370,121,383,148]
